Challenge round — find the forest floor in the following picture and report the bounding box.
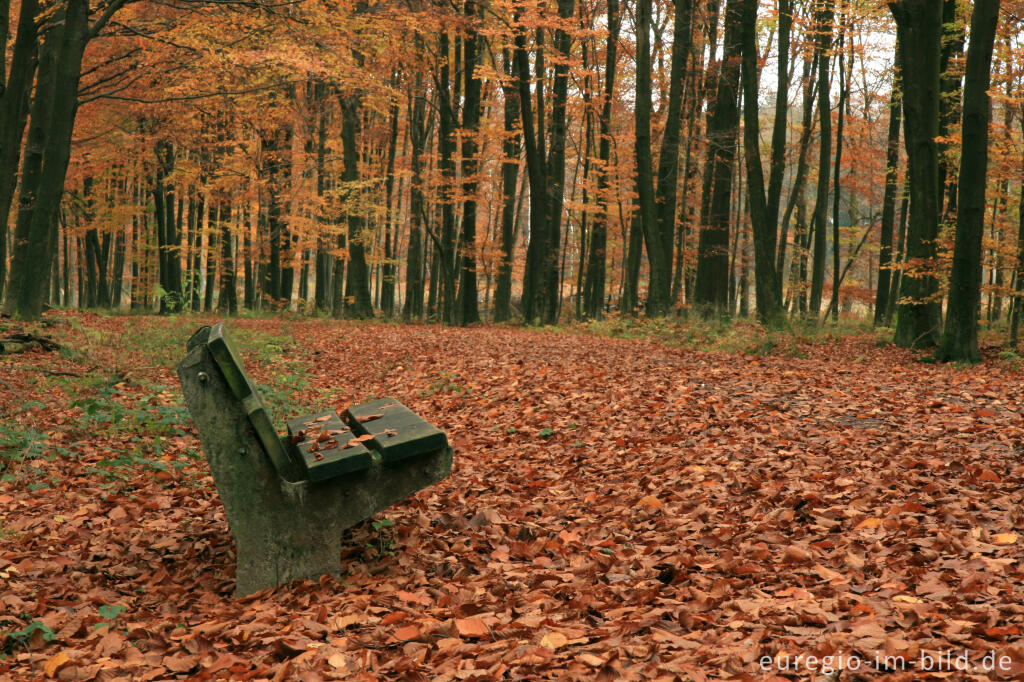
[2,313,1024,681]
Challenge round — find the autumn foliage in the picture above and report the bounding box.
[2,314,1024,678]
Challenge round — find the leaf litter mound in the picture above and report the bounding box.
[2,315,1024,680]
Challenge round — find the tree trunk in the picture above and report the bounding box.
[261,126,291,307]
[891,0,943,348]
[776,48,818,298]
[0,0,39,300]
[437,31,458,324]
[808,0,833,320]
[874,41,902,327]
[516,19,549,323]
[404,73,429,321]
[826,18,849,322]
[494,50,522,323]
[204,202,217,312]
[456,1,483,325]
[694,0,743,314]
[739,0,782,323]
[381,78,400,319]
[645,0,692,316]
[937,0,965,221]
[582,0,621,320]
[313,82,332,313]
[621,203,644,314]
[935,0,999,362]
[340,95,373,319]
[220,203,237,314]
[540,0,575,324]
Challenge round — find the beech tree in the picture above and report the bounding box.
[890,0,943,348]
[936,0,1001,362]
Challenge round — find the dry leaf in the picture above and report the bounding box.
[455,618,489,638]
[44,652,70,678]
[540,631,568,651]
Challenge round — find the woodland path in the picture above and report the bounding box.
[1,315,1023,680]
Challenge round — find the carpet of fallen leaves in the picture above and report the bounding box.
[2,313,1024,681]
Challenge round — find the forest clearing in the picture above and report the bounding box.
[1,313,1024,680]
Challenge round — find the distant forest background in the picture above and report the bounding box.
[0,0,1021,359]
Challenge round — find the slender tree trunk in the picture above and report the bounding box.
[494,50,522,322]
[644,0,692,316]
[739,0,781,322]
[456,1,483,325]
[381,77,400,319]
[540,0,575,324]
[936,0,1000,362]
[826,18,849,322]
[886,191,909,325]
[437,31,458,324]
[340,94,373,319]
[776,49,817,282]
[204,201,217,312]
[582,0,621,320]
[874,41,902,326]
[937,0,965,221]
[808,0,833,320]
[621,203,644,314]
[404,73,429,320]
[220,203,237,314]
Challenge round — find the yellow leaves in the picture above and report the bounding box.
[44,652,70,678]
[855,517,882,530]
[993,533,1018,546]
[893,595,922,604]
[539,631,568,651]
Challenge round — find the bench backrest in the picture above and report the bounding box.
[186,323,297,479]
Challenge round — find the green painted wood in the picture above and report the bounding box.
[346,397,448,464]
[204,323,298,480]
[286,410,372,481]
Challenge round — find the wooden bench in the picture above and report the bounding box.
[176,322,453,597]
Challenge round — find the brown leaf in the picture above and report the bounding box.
[455,618,489,638]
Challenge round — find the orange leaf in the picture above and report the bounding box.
[455,618,489,638]
[638,495,663,510]
[396,590,431,606]
[44,652,69,678]
[394,624,420,640]
[855,517,882,530]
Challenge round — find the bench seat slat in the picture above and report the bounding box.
[346,397,448,464]
[286,411,373,482]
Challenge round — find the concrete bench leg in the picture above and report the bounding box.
[177,344,452,597]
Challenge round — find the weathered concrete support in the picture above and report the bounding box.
[177,326,452,597]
